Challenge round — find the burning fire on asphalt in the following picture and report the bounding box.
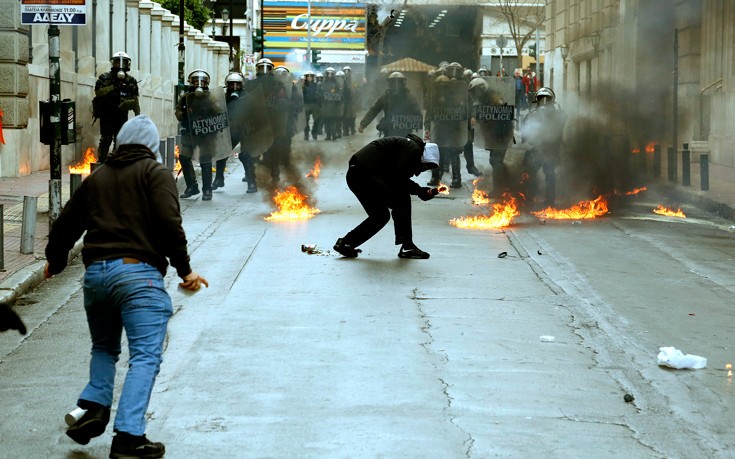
[264,185,320,221]
[68,147,97,175]
[653,205,686,218]
[306,157,321,179]
[450,194,520,229]
[532,196,609,220]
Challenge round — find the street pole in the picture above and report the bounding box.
[672,27,678,182]
[497,35,507,75]
[177,0,185,102]
[535,28,540,84]
[48,24,62,228]
[307,0,311,65]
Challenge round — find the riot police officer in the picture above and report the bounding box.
[321,67,344,141]
[175,69,230,201]
[302,70,322,141]
[93,51,140,163]
[342,66,358,136]
[520,87,567,207]
[358,72,422,138]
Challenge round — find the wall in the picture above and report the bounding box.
[0,0,230,177]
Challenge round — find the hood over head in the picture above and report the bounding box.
[108,115,162,165]
[421,143,440,169]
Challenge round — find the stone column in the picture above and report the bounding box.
[185,23,194,74]
[0,1,30,176]
[138,1,153,82]
[201,36,213,74]
[150,5,164,89]
[188,27,200,71]
[95,0,111,74]
[112,0,126,54]
[161,11,175,85]
[76,1,95,76]
[125,0,140,73]
[215,42,230,84]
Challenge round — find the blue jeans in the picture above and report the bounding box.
[79,258,173,436]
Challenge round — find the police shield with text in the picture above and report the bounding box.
[93,51,140,163]
[473,76,516,196]
[426,75,469,188]
[176,69,232,201]
[359,72,422,139]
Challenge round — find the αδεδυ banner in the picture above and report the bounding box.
[21,0,87,26]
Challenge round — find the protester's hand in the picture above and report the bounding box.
[417,187,435,201]
[179,271,209,292]
[0,303,27,335]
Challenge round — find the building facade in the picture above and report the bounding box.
[0,0,230,177]
[546,0,735,168]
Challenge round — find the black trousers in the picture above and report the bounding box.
[97,113,128,162]
[342,165,412,248]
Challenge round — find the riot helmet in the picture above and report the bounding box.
[438,61,449,69]
[225,71,245,92]
[477,67,489,77]
[446,62,463,80]
[463,69,474,82]
[535,87,556,105]
[303,70,316,82]
[324,67,336,78]
[256,58,274,75]
[468,77,487,101]
[335,70,345,79]
[342,66,352,74]
[387,71,407,92]
[315,72,324,82]
[188,69,210,93]
[111,51,131,80]
[434,75,450,83]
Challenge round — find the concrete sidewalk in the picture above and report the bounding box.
[0,150,733,309]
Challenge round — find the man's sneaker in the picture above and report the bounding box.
[333,238,361,258]
[179,186,200,199]
[109,431,165,459]
[65,400,110,445]
[398,246,430,259]
[211,177,225,190]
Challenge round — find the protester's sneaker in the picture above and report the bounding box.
[333,238,361,258]
[398,246,430,259]
[109,431,165,459]
[65,400,110,445]
[179,186,200,199]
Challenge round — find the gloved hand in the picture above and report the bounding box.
[119,99,137,112]
[0,303,27,335]
[417,187,437,201]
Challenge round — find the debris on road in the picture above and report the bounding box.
[539,335,555,343]
[498,251,508,258]
[657,346,707,369]
[623,393,635,403]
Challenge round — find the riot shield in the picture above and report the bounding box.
[185,86,232,164]
[475,78,516,150]
[229,84,274,157]
[320,78,344,118]
[383,92,423,137]
[262,75,291,138]
[290,80,306,138]
[428,80,468,148]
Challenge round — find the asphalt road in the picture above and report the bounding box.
[1,136,734,459]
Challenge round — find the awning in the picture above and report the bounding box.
[380,57,436,73]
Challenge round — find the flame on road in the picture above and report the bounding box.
[264,186,320,221]
[173,145,182,172]
[306,156,322,179]
[532,196,609,220]
[68,147,97,174]
[625,186,648,196]
[653,205,686,218]
[437,183,449,195]
[470,177,489,205]
[450,194,520,229]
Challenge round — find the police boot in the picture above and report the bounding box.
[451,155,462,188]
[201,164,213,201]
[179,157,200,199]
[465,146,483,177]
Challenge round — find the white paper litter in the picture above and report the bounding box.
[657,346,707,369]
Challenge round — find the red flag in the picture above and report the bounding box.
[0,107,5,144]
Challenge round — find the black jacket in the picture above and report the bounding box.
[349,136,425,195]
[45,145,191,278]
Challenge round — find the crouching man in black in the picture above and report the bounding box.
[334,134,440,259]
